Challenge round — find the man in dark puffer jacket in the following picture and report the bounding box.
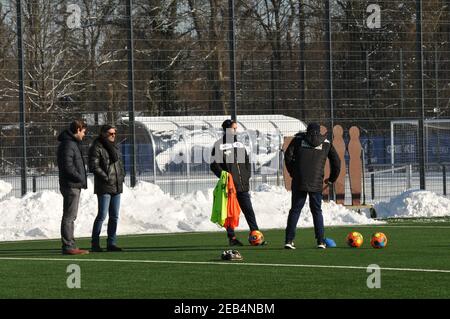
[284,122,341,249]
[210,119,263,246]
[57,120,89,255]
[88,125,125,252]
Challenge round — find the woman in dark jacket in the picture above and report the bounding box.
[88,125,125,252]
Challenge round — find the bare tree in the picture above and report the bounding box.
[187,0,228,114]
[132,0,183,116]
[0,2,16,116]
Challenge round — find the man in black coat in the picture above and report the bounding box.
[210,119,263,246]
[284,122,341,249]
[88,125,125,252]
[56,120,89,255]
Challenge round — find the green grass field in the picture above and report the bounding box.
[0,220,449,299]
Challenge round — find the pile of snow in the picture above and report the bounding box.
[0,180,12,200]
[0,180,382,242]
[374,189,450,218]
[2,179,449,242]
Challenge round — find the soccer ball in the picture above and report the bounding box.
[371,232,388,249]
[346,232,364,248]
[248,230,264,246]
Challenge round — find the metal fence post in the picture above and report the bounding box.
[371,173,375,201]
[400,48,404,112]
[185,137,190,193]
[443,165,447,196]
[126,0,137,188]
[415,0,426,190]
[407,164,412,189]
[228,0,237,121]
[32,176,36,193]
[361,148,366,205]
[17,0,27,196]
[325,0,334,134]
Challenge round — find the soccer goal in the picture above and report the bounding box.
[390,119,450,165]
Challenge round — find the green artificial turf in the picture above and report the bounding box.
[0,222,449,299]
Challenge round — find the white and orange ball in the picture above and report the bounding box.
[248,230,264,246]
[346,232,364,248]
[371,232,388,249]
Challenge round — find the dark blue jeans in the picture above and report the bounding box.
[226,191,259,238]
[92,193,121,247]
[285,186,325,245]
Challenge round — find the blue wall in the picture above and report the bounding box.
[361,134,450,165]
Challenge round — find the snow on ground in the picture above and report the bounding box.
[0,178,448,242]
[374,189,450,218]
[0,179,382,242]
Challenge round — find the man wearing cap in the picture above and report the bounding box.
[210,119,263,246]
[284,122,341,249]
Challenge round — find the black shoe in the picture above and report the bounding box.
[284,241,296,250]
[91,245,104,252]
[107,245,123,252]
[228,237,244,246]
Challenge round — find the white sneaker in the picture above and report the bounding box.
[317,243,326,249]
[284,242,296,250]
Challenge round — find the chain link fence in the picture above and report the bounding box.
[1,1,450,202]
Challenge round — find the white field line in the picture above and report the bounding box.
[0,257,449,274]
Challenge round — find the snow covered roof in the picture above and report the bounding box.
[126,115,306,136]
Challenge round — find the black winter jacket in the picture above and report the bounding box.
[210,135,251,193]
[88,138,125,195]
[57,130,88,189]
[284,131,341,192]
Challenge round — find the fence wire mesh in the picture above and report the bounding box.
[1,0,450,202]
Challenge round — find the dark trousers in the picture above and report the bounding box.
[226,191,259,238]
[285,186,325,245]
[60,187,81,251]
[92,193,121,247]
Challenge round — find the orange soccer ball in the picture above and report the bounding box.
[371,232,388,249]
[248,230,264,246]
[346,232,364,248]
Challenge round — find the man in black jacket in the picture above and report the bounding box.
[88,125,125,252]
[57,120,89,255]
[284,122,341,249]
[210,119,262,246]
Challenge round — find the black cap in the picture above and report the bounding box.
[306,123,321,134]
[221,119,236,131]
